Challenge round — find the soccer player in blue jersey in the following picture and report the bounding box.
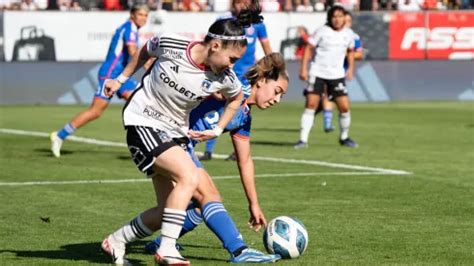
[200,0,272,161]
[145,53,288,263]
[49,4,149,158]
[317,10,363,134]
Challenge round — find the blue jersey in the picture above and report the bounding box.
[98,20,139,80]
[344,32,362,71]
[217,13,269,86]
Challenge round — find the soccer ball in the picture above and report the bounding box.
[263,216,308,259]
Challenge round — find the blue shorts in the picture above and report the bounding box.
[95,78,138,101]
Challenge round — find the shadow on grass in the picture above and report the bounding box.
[0,240,225,264]
[250,140,296,147]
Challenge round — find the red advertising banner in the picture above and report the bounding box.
[389,12,474,60]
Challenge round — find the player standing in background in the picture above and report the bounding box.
[199,0,272,161]
[100,9,262,265]
[294,5,358,149]
[316,9,363,134]
[145,53,288,263]
[49,4,149,158]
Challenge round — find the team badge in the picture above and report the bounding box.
[246,26,254,35]
[157,131,172,143]
[201,79,213,92]
[150,36,159,51]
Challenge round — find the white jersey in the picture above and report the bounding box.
[308,25,355,80]
[123,32,242,138]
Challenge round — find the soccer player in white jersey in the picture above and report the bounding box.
[144,53,288,263]
[294,5,358,149]
[100,8,262,266]
[316,10,364,134]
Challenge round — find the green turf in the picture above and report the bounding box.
[0,102,473,265]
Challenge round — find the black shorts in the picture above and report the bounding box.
[125,126,189,175]
[304,77,348,99]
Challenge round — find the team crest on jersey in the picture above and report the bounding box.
[246,26,254,35]
[157,131,172,143]
[201,79,213,92]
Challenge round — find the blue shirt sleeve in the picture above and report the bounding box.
[255,23,268,40]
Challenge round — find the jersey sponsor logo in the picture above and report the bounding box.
[159,72,197,99]
[162,49,184,59]
[143,105,182,127]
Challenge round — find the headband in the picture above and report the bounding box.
[206,32,246,41]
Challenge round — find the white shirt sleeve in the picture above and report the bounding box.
[146,31,166,57]
[221,70,243,99]
[308,27,323,47]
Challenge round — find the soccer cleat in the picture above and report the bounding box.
[293,141,308,149]
[230,248,281,263]
[339,137,358,148]
[225,152,236,161]
[101,235,130,265]
[144,240,184,254]
[50,131,63,158]
[199,151,212,161]
[154,252,190,265]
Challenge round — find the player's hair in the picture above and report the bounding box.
[130,4,149,14]
[204,6,263,48]
[344,10,353,17]
[245,53,289,86]
[326,5,346,28]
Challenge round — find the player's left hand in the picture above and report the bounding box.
[188,129,218,142]
[248,204,267,232]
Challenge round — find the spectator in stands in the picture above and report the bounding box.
[161,0,177,10]
[20,0,39,10]
[294,26,309,60]
[103,0,123,10]
[179,0,208,11]
[283,0,313,11]
[398,0,422,10]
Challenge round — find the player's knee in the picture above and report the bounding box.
[177,170,200,190]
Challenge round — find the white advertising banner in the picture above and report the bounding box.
[3,11,326,62]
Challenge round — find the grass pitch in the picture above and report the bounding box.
[0,101,473,265]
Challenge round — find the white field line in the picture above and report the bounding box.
[0,171,398,186]
[0,127,411,177]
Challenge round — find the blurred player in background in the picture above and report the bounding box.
[316,10,363,134]
[294,5,358,149]
[100,9,266,265]
[145,53,288,263]
[49,4,149,158]
[200,0,272,161]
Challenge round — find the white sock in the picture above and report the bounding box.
[339,112,351,140]
[158,208,186,257]
[111,214,153,244]
[300,108,315,143]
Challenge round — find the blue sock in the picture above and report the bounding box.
[202,201,247,256]
[205,138,217,153]
[153,203,203,244]
[323,109,333,129]
[57,123,76,140]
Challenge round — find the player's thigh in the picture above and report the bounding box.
[334,95,350,113]
[154,145,199,186]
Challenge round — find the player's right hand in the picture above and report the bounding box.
[299,69,308,81]
[104,79,121,98]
